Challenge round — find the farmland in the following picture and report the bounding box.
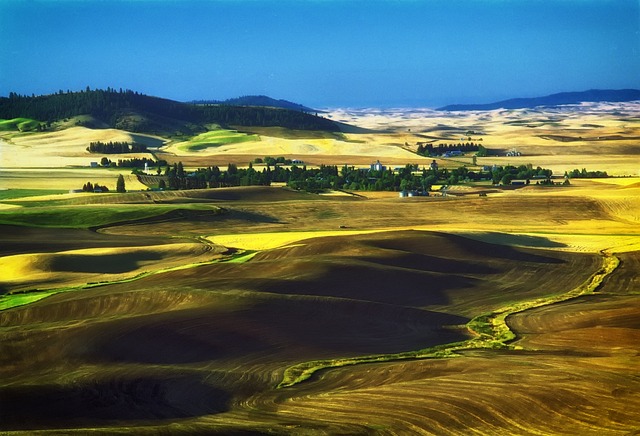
[0,101,639,434]
[171,129,260,153]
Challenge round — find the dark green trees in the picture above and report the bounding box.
[116,174,126,193]
[0,89,339,133]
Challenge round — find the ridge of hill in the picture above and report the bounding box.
[438,89,640,111]
[191,95,317,113]
[0,89,340,135]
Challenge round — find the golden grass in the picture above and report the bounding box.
[207,229,386,250]
[0,127,162,169]
[0,169,148,192]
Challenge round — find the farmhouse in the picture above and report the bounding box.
[442,150,463,157]
[370,160,386,171]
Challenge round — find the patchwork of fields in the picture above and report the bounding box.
[1,103,639,434]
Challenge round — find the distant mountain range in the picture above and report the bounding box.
[190,95,317,113]
[438,89,640,111]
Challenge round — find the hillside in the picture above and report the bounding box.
[0,89,340,135]
[191,95,317,113]
[2,180,639,433]
[438,89,640,111]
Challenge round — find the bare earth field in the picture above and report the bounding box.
[0,103,639,434]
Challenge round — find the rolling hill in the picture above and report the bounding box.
[438,89,640,111]
[191,95,317,113]
[0,89,340,135]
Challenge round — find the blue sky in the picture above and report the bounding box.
[1,0,638,107]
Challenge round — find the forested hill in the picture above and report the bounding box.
[438,89,640,111]
[191,95,317,113]
[0,89,340,133]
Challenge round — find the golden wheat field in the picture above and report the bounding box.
[1,102,639,434]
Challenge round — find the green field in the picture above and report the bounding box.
[0,189,68,201]
[0,203,221,228]
[0,290,60,311]
[0,118,41,132]
[178,129,259,151]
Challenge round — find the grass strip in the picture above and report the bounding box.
[178,130,259,152]
[277,251,620,389]
[277,342,467,389]
[0,204,219,228]
[0,290,60,311]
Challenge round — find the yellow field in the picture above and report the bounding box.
[208,229,387,250]
[0,127,163,168]
[0,168,148,192]
[0,242,222,291]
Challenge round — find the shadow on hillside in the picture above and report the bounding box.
[365,231,566,265]
[227,209,284,224]
[461,232,568,249]
[50,252,162,273]
[75,293,469,365]
[255,262,476,307]
[0,376,230,431]
[362,253,500,275]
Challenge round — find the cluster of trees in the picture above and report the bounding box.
[81,182,109,192]
[99,156,167,169]
[196,105,338,131]
[490,165,553,185]
[416,143,484,156]
[565,168,609,178]
[254,156,293,166]
[0,89,339,133]
[88,141,148,154]
[161,162,274,190]
[147,161,555,193]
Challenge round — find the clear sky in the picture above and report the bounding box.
[1,0,638,107]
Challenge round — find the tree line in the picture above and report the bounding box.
[88,141,148,154]
[99,156,167,169]
[416,143,484,156]
[79,175,125,193]
[565,168,609,178]
[142,160,555,193]
[81,182,109,192]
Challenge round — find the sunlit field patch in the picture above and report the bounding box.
[175,129,260,152]
[0,118,41,132]
[208,229,386,250]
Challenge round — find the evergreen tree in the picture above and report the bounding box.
[116,174,126,193]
